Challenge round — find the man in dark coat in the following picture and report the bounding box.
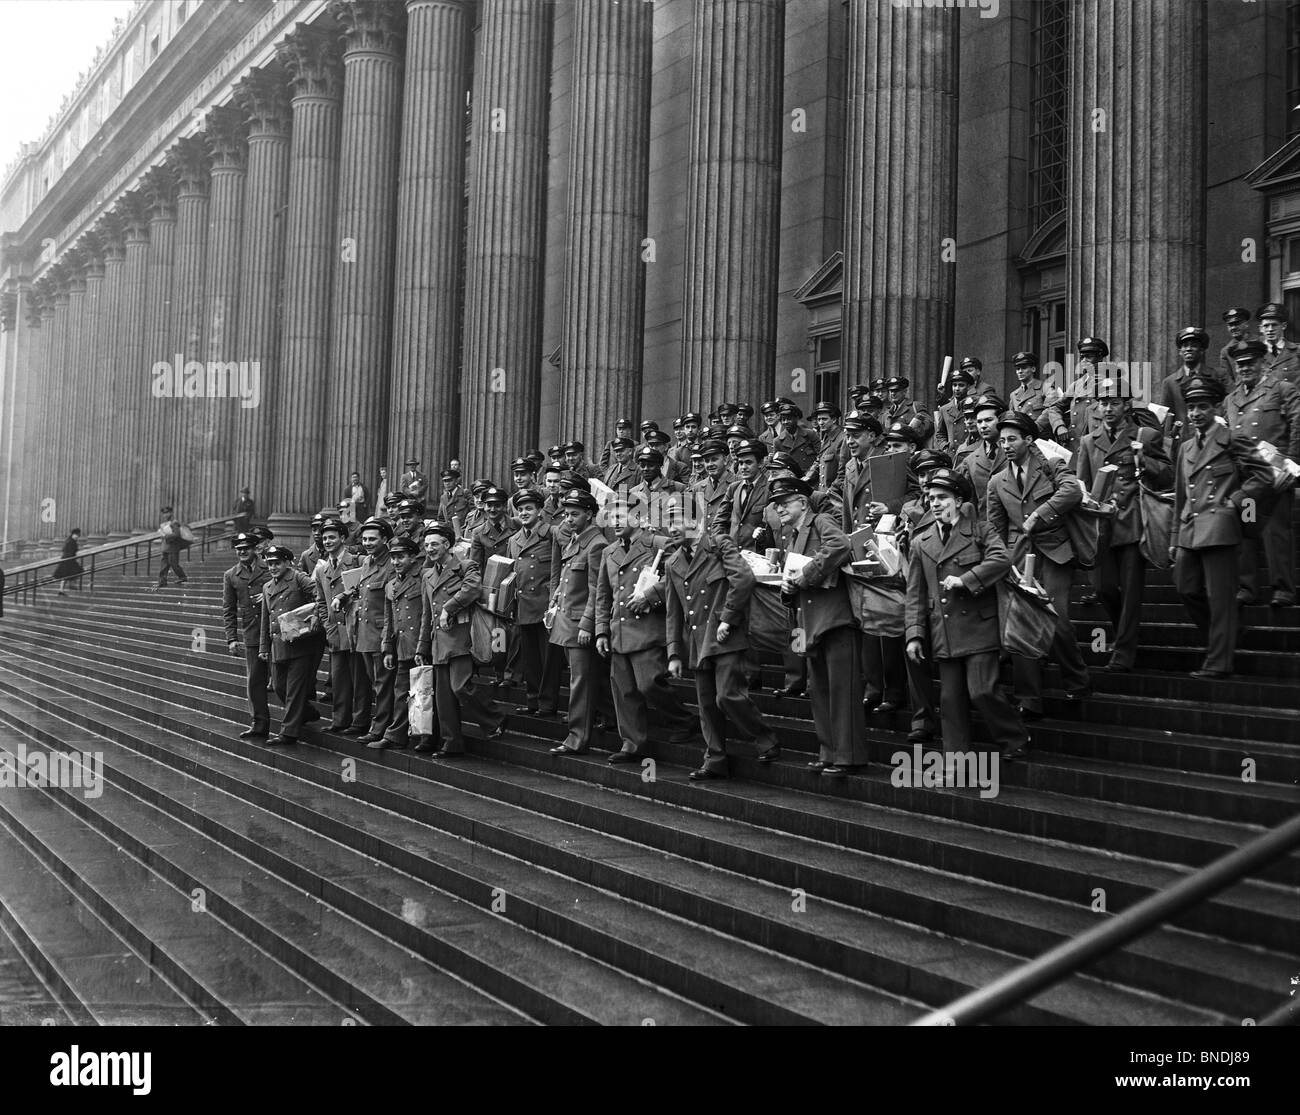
[1170,377,1274,677]
[314,516,365,732]
[507,488,561,715]
[770,476,864,777]
[905,469,1028,763]
[986,411,1092,716]
[1076,385,1173,670]
[339,517,395,744]
[378,535,424,749]
[259,546,326,745]
[223,532,271,738]
[414,523,506,755]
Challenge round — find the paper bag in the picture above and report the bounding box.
[408,666,435,735]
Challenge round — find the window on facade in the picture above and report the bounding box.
[1029,0,1070,232]
[812,334,841,405]
[1288,2,1300,139]
[177,1,187,24]
[150,34,160,60]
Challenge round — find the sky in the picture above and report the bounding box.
[0,0,138,175]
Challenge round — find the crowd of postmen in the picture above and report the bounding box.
[220,301,1298,780]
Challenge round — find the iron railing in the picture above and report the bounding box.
[1,516,239,604]
[914,812,1300,1026]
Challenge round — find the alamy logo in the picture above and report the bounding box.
[0,743,103,799]
[151,356,261,408]
[890,744,1000,798]
[892,0,1000,18]
[49,1046,151,1095]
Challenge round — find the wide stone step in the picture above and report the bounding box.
[0,678,1241,1024]
[0,677,918,1026]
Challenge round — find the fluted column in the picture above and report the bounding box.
[199,104,248,520]
[679,0,784,412]
[75,236,106,537]
[94,215,127,536]
[117,192,151,533]
[460,0,553,479]
[167,135,212,516]
[558,0,652,450]
[841,0,957,413]
[233,63,292,517]
[57,250,88,537]
[0,285,23,543]
[10,285,45,541]
[388,0,471,475]
[272,24,343,539]
[1067,0,1205,364]
[324,0,405,493]
[32,279,58,539]
[140,164,177,530]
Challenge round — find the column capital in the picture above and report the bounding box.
[205,103,249,173]
[115,189,151,242]
[276,23,344,100]
[329,0,406,56]
[142,165,178,222]
[233,62,292,139]
[61,246,88,291]
[0,285,17,333]
[32,275,56,317]
[25,283,47,327]
[167,134,212,198]
[94,211,127,262]
[77,231,106,279]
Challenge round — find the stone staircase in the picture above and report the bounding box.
[0,547,1296,1025]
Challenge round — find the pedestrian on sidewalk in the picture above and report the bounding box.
[54,529,83,595]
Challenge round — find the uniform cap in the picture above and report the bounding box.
[1011,350,1038,367]
[671,416,684,429]
[440,469,460,482]
[1183,376,1226,404]
[563,440,586,454]
[388,535,419,555]
[359,516,394,539]
[1257,302,1288,324]
[766,450,801,473]
[725,423,756,440]
[1222,307,1251,325]
[482,486,508,504]
[759,400,780,415]
[646,429,671,446]
[682,411,703,424]
[615,417,633,429]
[811,400,842,419]
[639,419,659,432]
[395,498,424,516]
[911,449,952,473]
[636,447,665,466]
[421,521,456,542]
[609,436,635,450]
[310,512,326,527]
[699,438,729,458]
[842,410,883,435]
[777,403,803,419]
[1077,336,1110,358]
[250,526,274,542]
[232,532,259,549]
[958,356,983,372]
[559,471,591,493]
[971,393,1005,416]
[560,490,599,514]
[320,516,347,536]
[767,476,812,504]
[951,367,975,385]
[470,478,493,494]
[1176,326,1210,349]
[511,487,545,509]
[884,376,910,391]
[263,545,294,562]
[1229,339,1267,362]
[732,438,768,460]
[404,456,419,466]
[924,468,971,501]
[996,410,1038,438]
[511,456,537,473]
[735,403,754,419]
[884,421,922,445]
[847,384,871,398]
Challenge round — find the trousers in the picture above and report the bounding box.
[609,646,693,756]
[694,649,778,772]
[1012,553,1091,711]
[937,651,1027,752]
[806,625,868,767]
[1175,543,1240,673]
[360,651,395,737]
[435,654,504,753]
[242,644,269,731]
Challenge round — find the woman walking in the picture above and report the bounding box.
[54,529,83,596]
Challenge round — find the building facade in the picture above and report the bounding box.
[0,0,1294,548]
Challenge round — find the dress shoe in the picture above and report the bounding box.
[265,735,298,746]
[357,733,385,744]
[1064,686,1093,702]
[327,722,352,733]
[906,728,934,744]
[436,747,466,758]
[756,747,782,764]
[1190,668,1231,680]
[514,704,539,715]
[342,726,369,737]
[872,701,901,714]
[1001,740,1031,763]
[238,726,269,739]
[806,759,827,771]
[688,767,727,781]
[1271,592,1296,607]
[772,686,804,698]
[821,765,848,778]
[365,737,390,749]
[484,723,506,740]
[536,707,558,717]
[608,750,641,765]
[413,738,437,753]
[1078,590,1099,606]
[550,744,587,755]
[1235,590,1257,605]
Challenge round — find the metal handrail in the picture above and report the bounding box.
[1,516,240,604]
[914,812,1300,1026]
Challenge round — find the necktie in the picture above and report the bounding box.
[742,482,752,503]
[939,523,951,546]
[435,562,443,576]
[1016,465,1025,492]
[681,542,694,563]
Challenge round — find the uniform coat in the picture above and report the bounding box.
[714,473,771,551]
[469,517,513,574]
[1009,381,1067,438]
[663,533,776,771]
[259,568,325,738]
[349,551,395,738]
[835,451,912,533]
[691,472,736,530]
[986,449,1091,707]
[602,458,638,491]
[809,426,845,489]
[1171,425,1274,672]
[549,523,611,753]
[903,514,1025,752]
[313,548,366,731]
[223,558,270,732]
[1262,340,1300,388]
[771,426,822,474]
[438,486,472,532]
[507,521,560,711]
[957,439,1006,516]
[886,399,935,445]
[380,566,425,744]
[595,533,693,755]
[784,510,865,767]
